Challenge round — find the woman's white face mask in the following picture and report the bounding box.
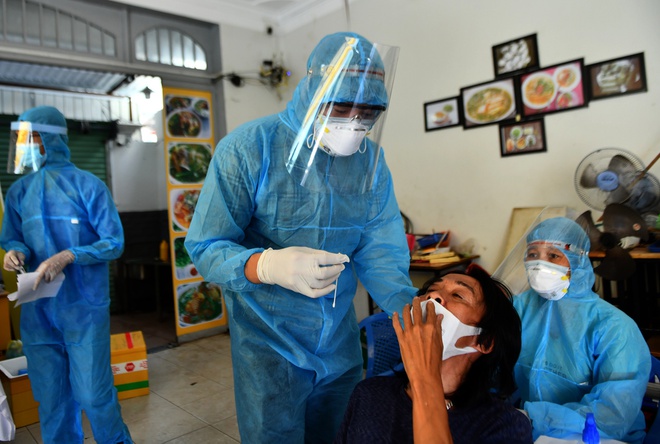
[412,299,482,360]
[313,115,371,157]
[524,260,570,301]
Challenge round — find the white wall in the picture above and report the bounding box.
[109,114,167,212]
[112,0,660,275]
[224,0,660,273]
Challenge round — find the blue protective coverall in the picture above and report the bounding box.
[0,106,132,444]
[185,32,417,443]
[513,217,650,443]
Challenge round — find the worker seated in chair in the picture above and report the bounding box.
[512,217,650,443]
[334,264,533,443]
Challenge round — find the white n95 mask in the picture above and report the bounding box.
[313,116,370,157]
[524,260,570,301]
[412,299,482,360]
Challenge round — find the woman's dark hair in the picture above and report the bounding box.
[415,263,522,406]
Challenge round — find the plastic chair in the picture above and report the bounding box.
[358,312,402,378]
[643,355,660,444]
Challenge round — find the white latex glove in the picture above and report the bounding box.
[3,250,25,272]
[33,250,75,290]
[257,247,349,298]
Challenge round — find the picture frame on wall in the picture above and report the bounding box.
[520,58,587,117]
[499,118,547,157]
[586,52,647,101]
[460,77,519,129]
[492,33,540,78]
[424,96,463,131]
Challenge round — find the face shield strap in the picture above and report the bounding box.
[311,64,385,81]
[11,121,68,135]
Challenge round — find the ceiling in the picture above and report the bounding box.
[0,60,129,95]
[112,0,352,34]
[0,0,351,97]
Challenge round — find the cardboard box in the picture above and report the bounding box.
[110,331,149,400]
[0,356,39,428]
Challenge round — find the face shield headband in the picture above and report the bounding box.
[525,240,586,258]
[286,37,399,195]
[8,121,67,174]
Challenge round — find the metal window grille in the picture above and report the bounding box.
[0,0,117,57]
[134,27,207,71]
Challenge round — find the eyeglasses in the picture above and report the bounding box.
[324,102,385,121]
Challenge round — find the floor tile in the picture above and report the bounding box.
[163,426,239,444]
[212,415,241,442]
[179,387,236,424]
[6,317,240,444]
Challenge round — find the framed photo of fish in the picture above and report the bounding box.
[585,52,647,101]
[492,34,540,78]
[424,96,463,132]
[499,118,547,157]
[519,59,588,117]
[460,77,520,129]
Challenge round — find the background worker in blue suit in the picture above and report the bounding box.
[0,106,133,444]
[186,32,417,443]
[512,217,650,443]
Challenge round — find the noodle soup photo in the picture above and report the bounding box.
[460,78,518,129]
[520,59,587,117]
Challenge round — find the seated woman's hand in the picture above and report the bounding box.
[393,297,445,396]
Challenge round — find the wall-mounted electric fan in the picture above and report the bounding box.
[574,148,660,218]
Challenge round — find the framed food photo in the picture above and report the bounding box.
[424,96,462,131]
[520,59,587,117]
[460,78,519,129]
[586,52,647,101]
[492,33,540,78]
[499,118,547,157]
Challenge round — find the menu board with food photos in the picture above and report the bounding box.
[162,87,227,337]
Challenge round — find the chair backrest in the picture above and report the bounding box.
[358,312,402,379]
[643,355,660,444]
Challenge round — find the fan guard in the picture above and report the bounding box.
[574,148,660,213]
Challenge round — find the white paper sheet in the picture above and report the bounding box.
[7,272,65,306]
[0,383,16,442]
[535,435,626,444]
[0,395,16,441]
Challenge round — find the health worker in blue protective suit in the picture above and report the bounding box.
[185,32,417,443]
[513,217,650,443]
[0,106,132,444]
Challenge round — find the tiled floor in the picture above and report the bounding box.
[8,315,240,444]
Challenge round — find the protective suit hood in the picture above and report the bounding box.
[526,217,594,299]
[281,32,389,132]
[18,106,71,166]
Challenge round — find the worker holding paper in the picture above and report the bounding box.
[0,106,133,443]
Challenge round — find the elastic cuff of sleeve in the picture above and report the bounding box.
[256,248,273,284]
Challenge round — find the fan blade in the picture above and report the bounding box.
[625,174,660,215]
[608,154,638,177]
[593,246,636,281]
[575,211,604,250]
[604,184,631,205]
[579,164,600,188]
[602,203,649,242]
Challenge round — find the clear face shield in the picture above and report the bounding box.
[7,121,66,174]
[286,37,399,195]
